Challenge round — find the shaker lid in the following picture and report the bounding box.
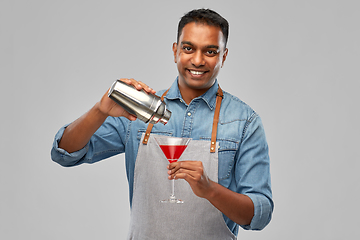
[159,108,171,125]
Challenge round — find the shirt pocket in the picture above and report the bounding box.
[136,128,174,141]
[217,139,239,181]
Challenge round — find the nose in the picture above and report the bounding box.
[191,51,205,67]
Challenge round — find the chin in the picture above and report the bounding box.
[187,79,215,90]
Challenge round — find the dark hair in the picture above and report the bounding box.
[177,9,229,47]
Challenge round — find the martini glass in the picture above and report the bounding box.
[154,136,191,203]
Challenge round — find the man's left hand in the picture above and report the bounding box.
[167,161,215,199]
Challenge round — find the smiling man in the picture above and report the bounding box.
[51,9,273,239]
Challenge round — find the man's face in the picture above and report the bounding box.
[173,22,228,91]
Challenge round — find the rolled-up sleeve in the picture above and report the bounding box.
[51,124,91,167]
[51,117,129,167]
[237,114,274,230]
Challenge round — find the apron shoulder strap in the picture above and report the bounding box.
[142,89,169,144]
[142,86,223,153]
[210,86,223,153]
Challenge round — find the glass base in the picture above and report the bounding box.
[160,197,184,204]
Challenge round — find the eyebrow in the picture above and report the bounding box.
[181,41,219,49]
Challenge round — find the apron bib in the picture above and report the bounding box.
[127,134,236,240]
[127,86,235,239]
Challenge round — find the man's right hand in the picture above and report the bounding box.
[59,78,156,153]
[98,78,156,120]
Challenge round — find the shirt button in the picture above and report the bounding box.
[187,112,192,116]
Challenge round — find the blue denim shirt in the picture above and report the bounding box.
[51,78,273,235]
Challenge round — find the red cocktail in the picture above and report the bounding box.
[159,145,188,163]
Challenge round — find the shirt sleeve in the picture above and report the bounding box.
[236,113,274,230]
[51,116,130,167]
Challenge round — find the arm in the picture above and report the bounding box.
[168,162,254,225]
[205,181,254,226]
[58,79,155,153]
[168,115,273,229]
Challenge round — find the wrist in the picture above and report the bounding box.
[204,180,219,200]
[94,102,109,120]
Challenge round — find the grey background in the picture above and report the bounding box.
[1,0,359,239]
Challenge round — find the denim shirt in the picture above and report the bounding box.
[51,78,273,235]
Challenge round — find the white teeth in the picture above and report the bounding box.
[190,70,205,75]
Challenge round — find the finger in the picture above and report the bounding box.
[170,171,191,180]
[110,104,137,121]
[136,80,156,94]
[119,78,135,86]
[167,162,184,177]
[129,78,143,90]
[170,161,203,172]
[118,78,141,89]
[123,112,137,121]
[169,167,201,181]
[167,162,182,175]
[119,78,155,94]
[167,162,178,170]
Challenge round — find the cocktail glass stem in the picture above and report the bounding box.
[170,179,175,200]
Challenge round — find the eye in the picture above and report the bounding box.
[182,46,193,52]
[206,50,219,56]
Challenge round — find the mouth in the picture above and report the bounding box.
[187,69,208,77]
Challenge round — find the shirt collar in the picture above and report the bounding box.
[165,77,219,110]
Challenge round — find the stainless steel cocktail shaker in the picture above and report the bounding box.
[108,80,171,125]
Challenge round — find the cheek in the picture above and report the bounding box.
[177,54,188,67]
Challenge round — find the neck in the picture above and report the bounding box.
[177,78,216,104]
[178,83,212,105]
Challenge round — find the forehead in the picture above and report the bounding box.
[179,22,225,48]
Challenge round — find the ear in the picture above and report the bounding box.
[221,48,228,67]
[172,42,178,63]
